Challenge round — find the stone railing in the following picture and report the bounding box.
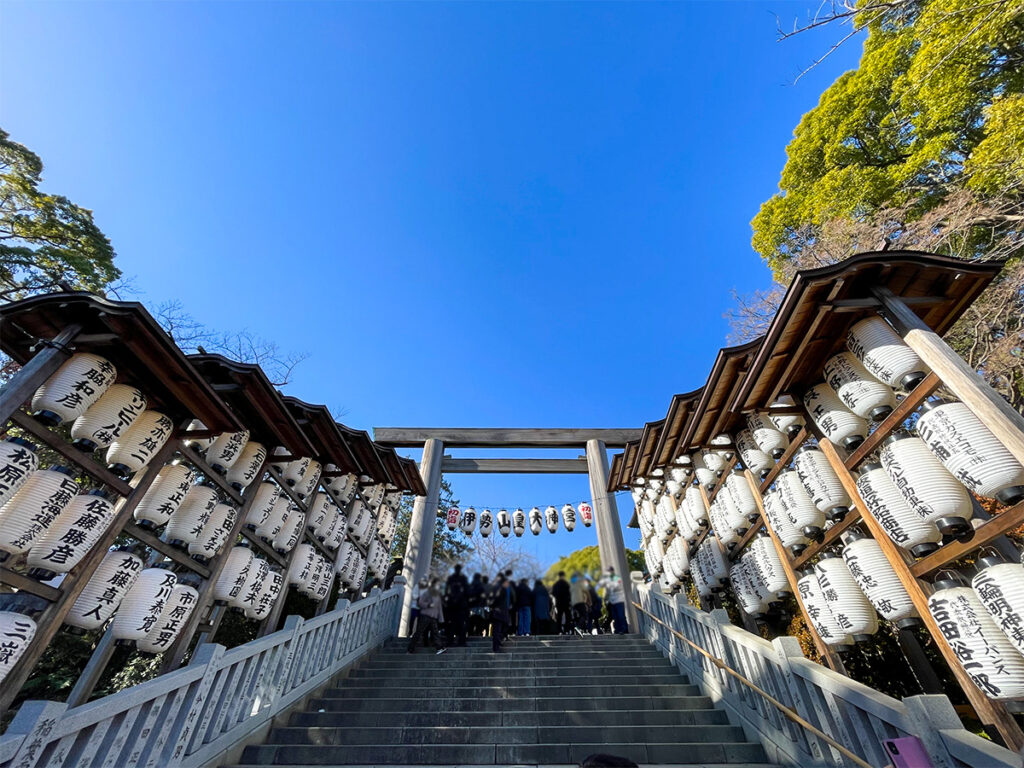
[0,582,404,768]
[633,580,1020,768]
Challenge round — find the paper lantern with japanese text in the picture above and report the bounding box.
[479,509,493,537]
[824,351,897,421]
[497,509,511,537]
[134,462,196,529]
[325,506,348,550]
[691,454,718,490]
[916,401,1024,505]
[724,471,758,521]
[540,505,557,534]
[561,504,576,532]
[973,557,1024,658]
[446,506,460,531]
[106,411,174,477]
[244,482,279,530]
[272,508,304,553]
[797,571,852,648]
[226,441,267,490]
[768,396,805,438]
[815,554,878,640]
[65,550,144,630]
[529,507,542,535]
[0,612,36,684]
[137,583,200,654]
[112,568,178,642]
[164,485,218,549]
[0,438,38,511]
[296,460,322,500]
[880,433,973,536]
[256,494,291,541]
[207,430,250,473]
[731,558,769,616]
[512,508,526,537]
[212,546,256,604]
[327,470,358,503]
[308,492,333,539]
[288,543,317,588]
[735,429,773,478]
[761,487,808,555]
[70,384,147,452]
[793,446,851,521]
[747,412,788,459]
[280,457,311,486]
[31,353,116,425]
[460,507,477,535]
[750,536,789,597]
[776,469,825,541]
[856,464,941,557]
[188,502,237,562]
[234,557,270,611]
[244,571,282,621]
[0,466,79,558]
[847,316,927,391]
[578,501,593,527]
[802,384,867,451]
[27,491,116,578]
[841,531,918,626]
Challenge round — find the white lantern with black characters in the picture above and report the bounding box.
[847,316,927,391]
[497,509,511,537]
[226,441,267,490]
[776,469,825,542]
[768,396,804,438]
[212,546,255,604]
[972,554,1024,658]
[273,508,305,553]
[107,411,174,477]
[295,460,322,499]
[245,482,280,530]
[793,446,850,522]
[27,491,116,578]
[823,351,897,421]
[856,463,941,557]
[761,487,808,555]
[164,485,218,549]
[65,550,144,630]
[289,543,317,588]
[479,509,493,537]
[802,384,867,451]
[235,557,270,611]
[724,470,758,522]
[512,508,526,537]
[750,536,789,597]
[112,568,178,642]
[529,507,542,535]
[841,529,918,626]
[188,502,237,562]
[207,430,250,473]
[691,454,718,490]
[31,352,116,425]
[0,438,38,511]
[70,384,147,452]
[735,429,773,479]
[460,507,477,535]
[797,571,852,648]
[814,553,878,641]
[134,462,196,529]
[256,494,291,541]
[245,571,282,621]
[561,504,576,532]
[747,412,788,459]
[137,583,200,654]
[0,466,79,558]
[0,612,37,684]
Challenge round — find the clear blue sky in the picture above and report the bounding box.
[1,1,862,574]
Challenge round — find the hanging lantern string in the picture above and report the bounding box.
[439,490,635,511]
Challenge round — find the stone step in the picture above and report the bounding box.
[382,635,649,646]
[373,649,665,660]
[307,694,714,713]
[350,661,675,676]
[360,655,668,670]
[321,683,701,699]
[239,741,768,765]
[342,673,686,687]
[289,708,729,729]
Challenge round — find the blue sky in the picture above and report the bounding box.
[1,1,862,573]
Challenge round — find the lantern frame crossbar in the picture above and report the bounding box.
[373,427,642,449]
[439,457,590,474]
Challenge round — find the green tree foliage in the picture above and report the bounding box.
[544,545,644,582]
[390,478,471,573]
[0,128,119,301]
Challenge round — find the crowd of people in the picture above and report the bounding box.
[407,565,629,654]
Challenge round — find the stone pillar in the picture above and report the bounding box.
[586,438,637,629]
[399,438,443,636]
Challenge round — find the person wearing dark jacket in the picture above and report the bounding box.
[588,582,603,635]
[445,564,469,647]
[532,580,551,635]
[467,573,485,636]
[488,574,511,652]
[551,571,571,634]
[515,579,533,636]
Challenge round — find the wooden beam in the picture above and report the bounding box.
[0,323,82,425]
[373,427,643,448]
[440,457,589,474]
[910,499,1024,579]
[843,372,941,470]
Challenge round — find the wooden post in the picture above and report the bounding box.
[399,438,443,636]
[817,438,1024,751]
[587,438,636,630]
[0,323,82,424]
[871,286,1024,465]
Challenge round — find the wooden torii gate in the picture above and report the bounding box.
[373,428,642,635]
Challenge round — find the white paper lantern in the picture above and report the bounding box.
[731,558,769,616]
[65,550,144,630]
[803,384,868,451]
[841,532,918,625]
[244,483,280,533]
[111,568,178,642]
[856,464,941,557]
[735,429,773,478]
[245,571,282,621]
[529,507,542,535]
[234,557,270,611]
[560,504,576,532]
[446,506,460,531]
[288,543,317,588]
[512,508,526,537]
[188,502,236,561]
[691,453,718,490]
[325,507,348,550]
[327,471,358,502]
[665,536,690,580]
[27,491,116,576]
[212,546,255,604]
[645,535,665,577]
[797,571,852,647]
[814,555,878,640]
[460,507,477,535]
[107,411,174,476]
[295,460,322,500]
[682,488,708,535]
[207,430,250,473]
[70,384,147,452]
[701,450,728,476]
[823,351,897,421]
[0,612,37,684]
[225,441,267,490]
[768,396,805,438]
[183,420,215,451]
[750,536,789,596]
[272,508,304,553]
[847,316,927,391]
[793,447,851,521]
[134,462,196,529]
[479,509,493,537]
[256,494,291,541]
[708,496,739,549]
[280,457,311,487]
[497,509,511,537]
[308,492,333,539]
[973,558,1024,658]
[578,501,593,527]
[761,487,808,555]
[880,433,973,535]
[350,503,374,546]
[0,466,79,557]
[747,412,789,459]
[929,576,1024,700]
[137,583,200,654]
[0,438,38,511]
[776,470,825,541]
[31,352,116,425]
[164,485,218,549]
[916,401,1024,505]
[724,471,758,521]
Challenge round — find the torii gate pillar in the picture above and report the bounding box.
[586,438,637,629]
[399,437,443,636]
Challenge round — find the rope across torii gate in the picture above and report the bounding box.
[373,428,642,635]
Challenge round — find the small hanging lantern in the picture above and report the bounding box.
[27,490,116,579]
[775,469,825,542]
[700,449,729,476]
[0,438,38,511]
[856,464,941,557]
[916,400,1024,505]
[724,471,758,522]
[578,501,593,527]
[351,505,374,545]
[234,557,270,611]
[295,460,322,500]
[823,352,897,421]
[793,446,850,521]
[459,507,477,535]
[307,492,331,539]
[31,352,116,426]
[226,441,268,490]
[544,505,559,534]
[212,546,256,604]
[273,508,305,553]
[746,412,788,459]
[880,432,973,536]
[512,508,526,537]
[731,558,768,617]
[814,553,878,641]
[735,429,773,479]
[188,502,237,562]
[244,482,280,531]
[841,528,918,626]
[206,430,250,474]
[281,457,311,487]
[65,549,144,631]
[446,506,460,531]
[802,384,867,451]
[0,611,37,685]
[479,509,493,537]
[529,507,542,535]
[761,487,808,555]
[325,506,348,550]
[0,466,79,559]
[972,555,1024,658]
[328,471,358,502]
[183,420,215,451]
[847,316,927,391]
[256,494,291,541]
[137,583,200,654]
[929,572,1024,700]
[690,454,718,490]
[750,536,789,597]
[768,396,805,438]
[106,411,174,477]
[797,571,853,648]
[134,462,196,530]
[561,504,576,532]
[288,543,317,588]
[245,571,283,621]
[70,384,147,452]
[111,568,178,643]
[164,485,218,550]
[497,509,512,537]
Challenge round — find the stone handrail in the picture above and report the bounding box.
[0,583,404,768]
[633,581,1020,768]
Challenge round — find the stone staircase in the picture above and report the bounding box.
[232,633,771,766]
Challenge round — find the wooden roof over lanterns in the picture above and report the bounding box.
[608,251,1004,492]
[0,293,240,432]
